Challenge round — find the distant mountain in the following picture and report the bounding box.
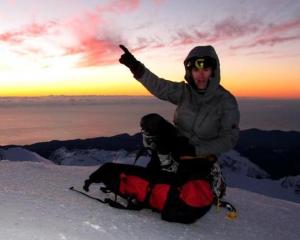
[281,175,300,195]
[1,128,300,178]
[219,150,300,203]
[219,150,270,179]
[0,147,52,164]
[48,147,148,166]
[2,133,143,159]
[235,129,300,178]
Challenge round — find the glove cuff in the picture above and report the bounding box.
[131,61,145,79]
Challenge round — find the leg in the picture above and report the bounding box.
[140,113,177,154]
[140,113,196,173]
[84,163,150,192]
[140,113,196,156]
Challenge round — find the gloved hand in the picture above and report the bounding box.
[83,179,92,192]
[119,45,145,78]
[174,136,196,157]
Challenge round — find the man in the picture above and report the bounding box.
[119,44,240,200]
[119,44,240,164]
[83,45,240,223]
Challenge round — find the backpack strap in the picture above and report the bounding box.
[70,186,144,210]
[133,147,149,165]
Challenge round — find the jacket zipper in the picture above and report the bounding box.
[189,102,202,139]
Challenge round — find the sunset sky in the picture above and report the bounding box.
[0,0,299,99]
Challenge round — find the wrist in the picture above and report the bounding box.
[132,61,145,79]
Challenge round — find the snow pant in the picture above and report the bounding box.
[139,113,197,173]
[140,113,196,157]
[86,160,214,224]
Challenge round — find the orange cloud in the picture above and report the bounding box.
[0,21,58,60]
[165,16,300,53]
[0,0,149,68]
[0,16,115,67]
[97,0,140,13]
[231,34,300,49]
[152,0,167,6]
[231,16,300,49]
[130,36,165,52]
[62,0,167,67]
[169,17,260,47]
[97,0,165,13]
[0,21,59,62]
[0,18,117,68]
[61,9,120,67]
[208,17,259,42]
[265,17,300,34]
[65,38,119,67]
[0,31,22,44]
[0,21,55,44]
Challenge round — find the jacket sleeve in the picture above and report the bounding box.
[136,66,185,105]
[194,95,240,156]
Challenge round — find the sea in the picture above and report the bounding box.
[0,96,299,146]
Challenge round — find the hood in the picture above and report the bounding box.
[184,45,220,98]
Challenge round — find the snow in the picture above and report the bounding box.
[219,150,270,179]
[220,150,300,203]
[0,159,299,240]
[281,175,300,194]
[49,147,145,166]
[0,147,52,164]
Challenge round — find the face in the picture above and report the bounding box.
[191,67,213,90]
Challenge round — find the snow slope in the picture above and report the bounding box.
[0,147,52,164]
[49,147,145,166]
[220,150,300,203]
[0,160,299,240]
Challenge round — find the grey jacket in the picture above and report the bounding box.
[136,46,240,156]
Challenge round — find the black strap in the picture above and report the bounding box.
[69,187,143,210]
[69,187,107,204]
[133,147,152,165]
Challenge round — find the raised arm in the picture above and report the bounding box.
[119,45,184,105]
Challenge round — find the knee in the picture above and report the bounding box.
[140,113,165,135]
[140,113,176,136]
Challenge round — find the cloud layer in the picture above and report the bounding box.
[1,1,299,68]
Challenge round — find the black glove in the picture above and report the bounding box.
[83,179,92,192]
[174,136,196,157]
[119,45,145,78]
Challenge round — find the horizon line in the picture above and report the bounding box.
[2,127,299,147]
[0,94,299,100]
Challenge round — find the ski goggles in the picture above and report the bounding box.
[185,56,217,70]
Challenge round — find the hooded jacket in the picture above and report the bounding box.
[135,46,240,156]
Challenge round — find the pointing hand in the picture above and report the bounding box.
[119,45,137,67]
[118,44,145,78]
